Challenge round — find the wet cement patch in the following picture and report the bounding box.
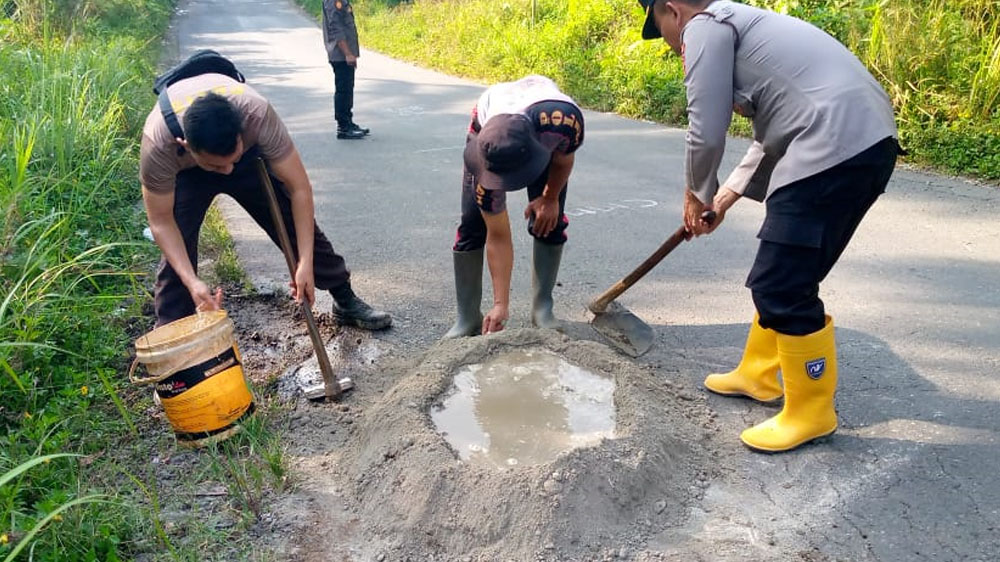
[432,348,617,469]
[276,329,383,400]
[294,328,720,561]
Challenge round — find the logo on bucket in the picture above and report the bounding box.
[805,358,826,380]
[156,380,188,394]
[155,348,240,399]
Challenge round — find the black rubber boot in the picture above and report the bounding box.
[330,283,391,330]
[531,240,563,330]
[444,249,484,339]
[349,122,370,135]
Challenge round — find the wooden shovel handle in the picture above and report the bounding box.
[256,158,341,400]
[588,210,716,313]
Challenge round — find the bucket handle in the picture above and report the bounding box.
[129,358,176,386]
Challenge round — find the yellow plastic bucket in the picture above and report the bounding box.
[130,310,254,448]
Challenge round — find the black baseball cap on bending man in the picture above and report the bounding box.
[464,113,551,191]
[639,0,661,40]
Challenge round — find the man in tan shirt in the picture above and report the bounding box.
[140,72,390,329]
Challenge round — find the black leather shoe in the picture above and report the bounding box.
[330,284,392,330]
[349,122,370,135]
[337,127,366,140]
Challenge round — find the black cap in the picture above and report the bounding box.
[463,114,550,191]
[638,0,661,40]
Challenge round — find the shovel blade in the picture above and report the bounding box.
[590,301,655,357]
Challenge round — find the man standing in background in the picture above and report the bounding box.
[322,0,369,139]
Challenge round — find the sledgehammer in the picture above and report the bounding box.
[255,158,353,401]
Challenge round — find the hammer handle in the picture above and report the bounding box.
[588,210,716,314]
[256,158,341,399]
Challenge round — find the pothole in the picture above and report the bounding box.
[431,349,616,469]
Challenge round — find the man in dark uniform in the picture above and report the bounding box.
[445,75,585,338]
[639,0,901,452]
[322,0,368,139]
[140,73,391,329]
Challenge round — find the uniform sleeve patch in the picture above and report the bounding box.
[527,100,584,153]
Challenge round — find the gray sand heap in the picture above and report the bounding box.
[326,329,718,561]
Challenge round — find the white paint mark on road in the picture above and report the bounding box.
[566,199,659,217]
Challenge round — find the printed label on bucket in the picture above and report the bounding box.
[157,347,253,434]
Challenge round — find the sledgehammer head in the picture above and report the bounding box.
[303,377,355,402]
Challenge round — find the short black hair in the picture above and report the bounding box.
[182,92,243,155]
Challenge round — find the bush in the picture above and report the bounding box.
[1,1,173,559]
[317,0,1000,181]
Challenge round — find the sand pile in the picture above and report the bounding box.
[313,329,718,561]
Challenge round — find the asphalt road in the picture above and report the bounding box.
[166,0,1000,559]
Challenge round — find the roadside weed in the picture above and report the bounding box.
[299,0,1000,180]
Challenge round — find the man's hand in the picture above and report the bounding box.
[524,197,559,238]
[706,188,741,234]
[345,53,357,67]
[189,279,223,312]
[289,262,316,306]
[683,189,713,237]
[482,303,509,335]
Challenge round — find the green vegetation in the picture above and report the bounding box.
[201,205,254,291]
[1,1,283,560]
[300,0,1000,180]
[1,0,994,556]
[1,0,170,558]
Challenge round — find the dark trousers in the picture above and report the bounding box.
[330,61,355,128]
[747,137,899,336]
[153,146,350,326]
[452,165,569,252]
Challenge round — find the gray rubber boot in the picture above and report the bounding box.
[531,240,563,330]
[444,249,484,339]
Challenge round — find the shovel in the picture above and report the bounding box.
[255,158,354,402]
[588,211,715,357]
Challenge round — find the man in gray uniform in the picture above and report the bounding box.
[322,0,368,139]
[639,0,901,452]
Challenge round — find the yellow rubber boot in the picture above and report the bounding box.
[740,317,838,453]
[704,315,783,403]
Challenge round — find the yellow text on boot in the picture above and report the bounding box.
[740,318,838,452]
[704,316,783,403]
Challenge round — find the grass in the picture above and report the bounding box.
[200,204,254,291]
[0,1,286,560]
[1,1,169,557]
[298,0,1000,181]
[202,411,288,524]
[860,0,1000,178]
